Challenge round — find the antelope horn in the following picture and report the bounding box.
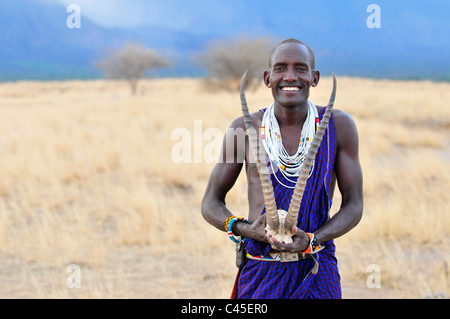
[285,73,337,230]
[240,70,279,231]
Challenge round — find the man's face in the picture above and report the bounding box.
[264,43,320,108]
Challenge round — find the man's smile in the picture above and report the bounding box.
[280,86,301,91]
[279,85,303,92]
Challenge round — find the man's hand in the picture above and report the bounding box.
[268,226,310,253]
[233,214,269,243]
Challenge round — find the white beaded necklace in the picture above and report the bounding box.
[261,101,319,188]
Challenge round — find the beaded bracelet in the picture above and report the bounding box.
[301,233,325,254]
[223,215,236,232]
[224,216,249,243]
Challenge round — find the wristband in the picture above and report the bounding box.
[225,216,249,243]
[224,215,236,232]
[301,233,325,254]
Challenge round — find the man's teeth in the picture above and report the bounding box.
[281,87,300,91]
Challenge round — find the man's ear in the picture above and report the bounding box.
[311,70,320,87]
[263,70,271,88]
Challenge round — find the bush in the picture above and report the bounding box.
[96,43,171,94]
[195,36,275,91]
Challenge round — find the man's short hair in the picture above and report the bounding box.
[269,38,316,69]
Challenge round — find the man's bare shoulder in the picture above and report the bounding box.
[228,110,264,130]
[316,105,355,127]
[332,108,356,126]
[316,105,358,148]
[331,108,359,149]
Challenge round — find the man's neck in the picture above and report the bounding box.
[273,101,309,127]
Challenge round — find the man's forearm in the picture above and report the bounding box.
[233,214,268,243]
[201,197,232,232]
[315,201,363,244]
[201,199,268,244]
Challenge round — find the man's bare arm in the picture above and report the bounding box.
[201,116,269,243]
[201,118,244,231]
[201,162,243,230]
[315,110,363,244]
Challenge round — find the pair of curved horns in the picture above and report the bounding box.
[240,70,336,233]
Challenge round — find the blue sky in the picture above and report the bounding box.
[3,0,447,80]
[44,0,449,38]
[45,0,248,32]
[46,0,165,28]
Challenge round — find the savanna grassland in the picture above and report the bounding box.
[0,77,448,298]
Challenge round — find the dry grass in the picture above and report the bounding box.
[0,77,448,298]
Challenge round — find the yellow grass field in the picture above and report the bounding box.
[0,76,449,298]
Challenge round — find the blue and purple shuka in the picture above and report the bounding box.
[232,107,341,299]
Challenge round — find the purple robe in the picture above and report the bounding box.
[234,107,341,299]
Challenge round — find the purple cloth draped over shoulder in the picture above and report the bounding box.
[235,107,341,299]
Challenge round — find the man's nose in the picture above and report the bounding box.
[283,67,296,82]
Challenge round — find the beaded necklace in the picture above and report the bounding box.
[261,101,319,189]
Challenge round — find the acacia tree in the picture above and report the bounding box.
[96,44,171,94]
[195,36,275,91]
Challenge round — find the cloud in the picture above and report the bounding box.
[44,0,158,28]
[42,0,260,33]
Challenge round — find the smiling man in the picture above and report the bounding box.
[201,38,363,299]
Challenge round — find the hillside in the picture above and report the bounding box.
[0,0,449,80]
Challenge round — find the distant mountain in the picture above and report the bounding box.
[0,0,449,81]
[0,0,212,80]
